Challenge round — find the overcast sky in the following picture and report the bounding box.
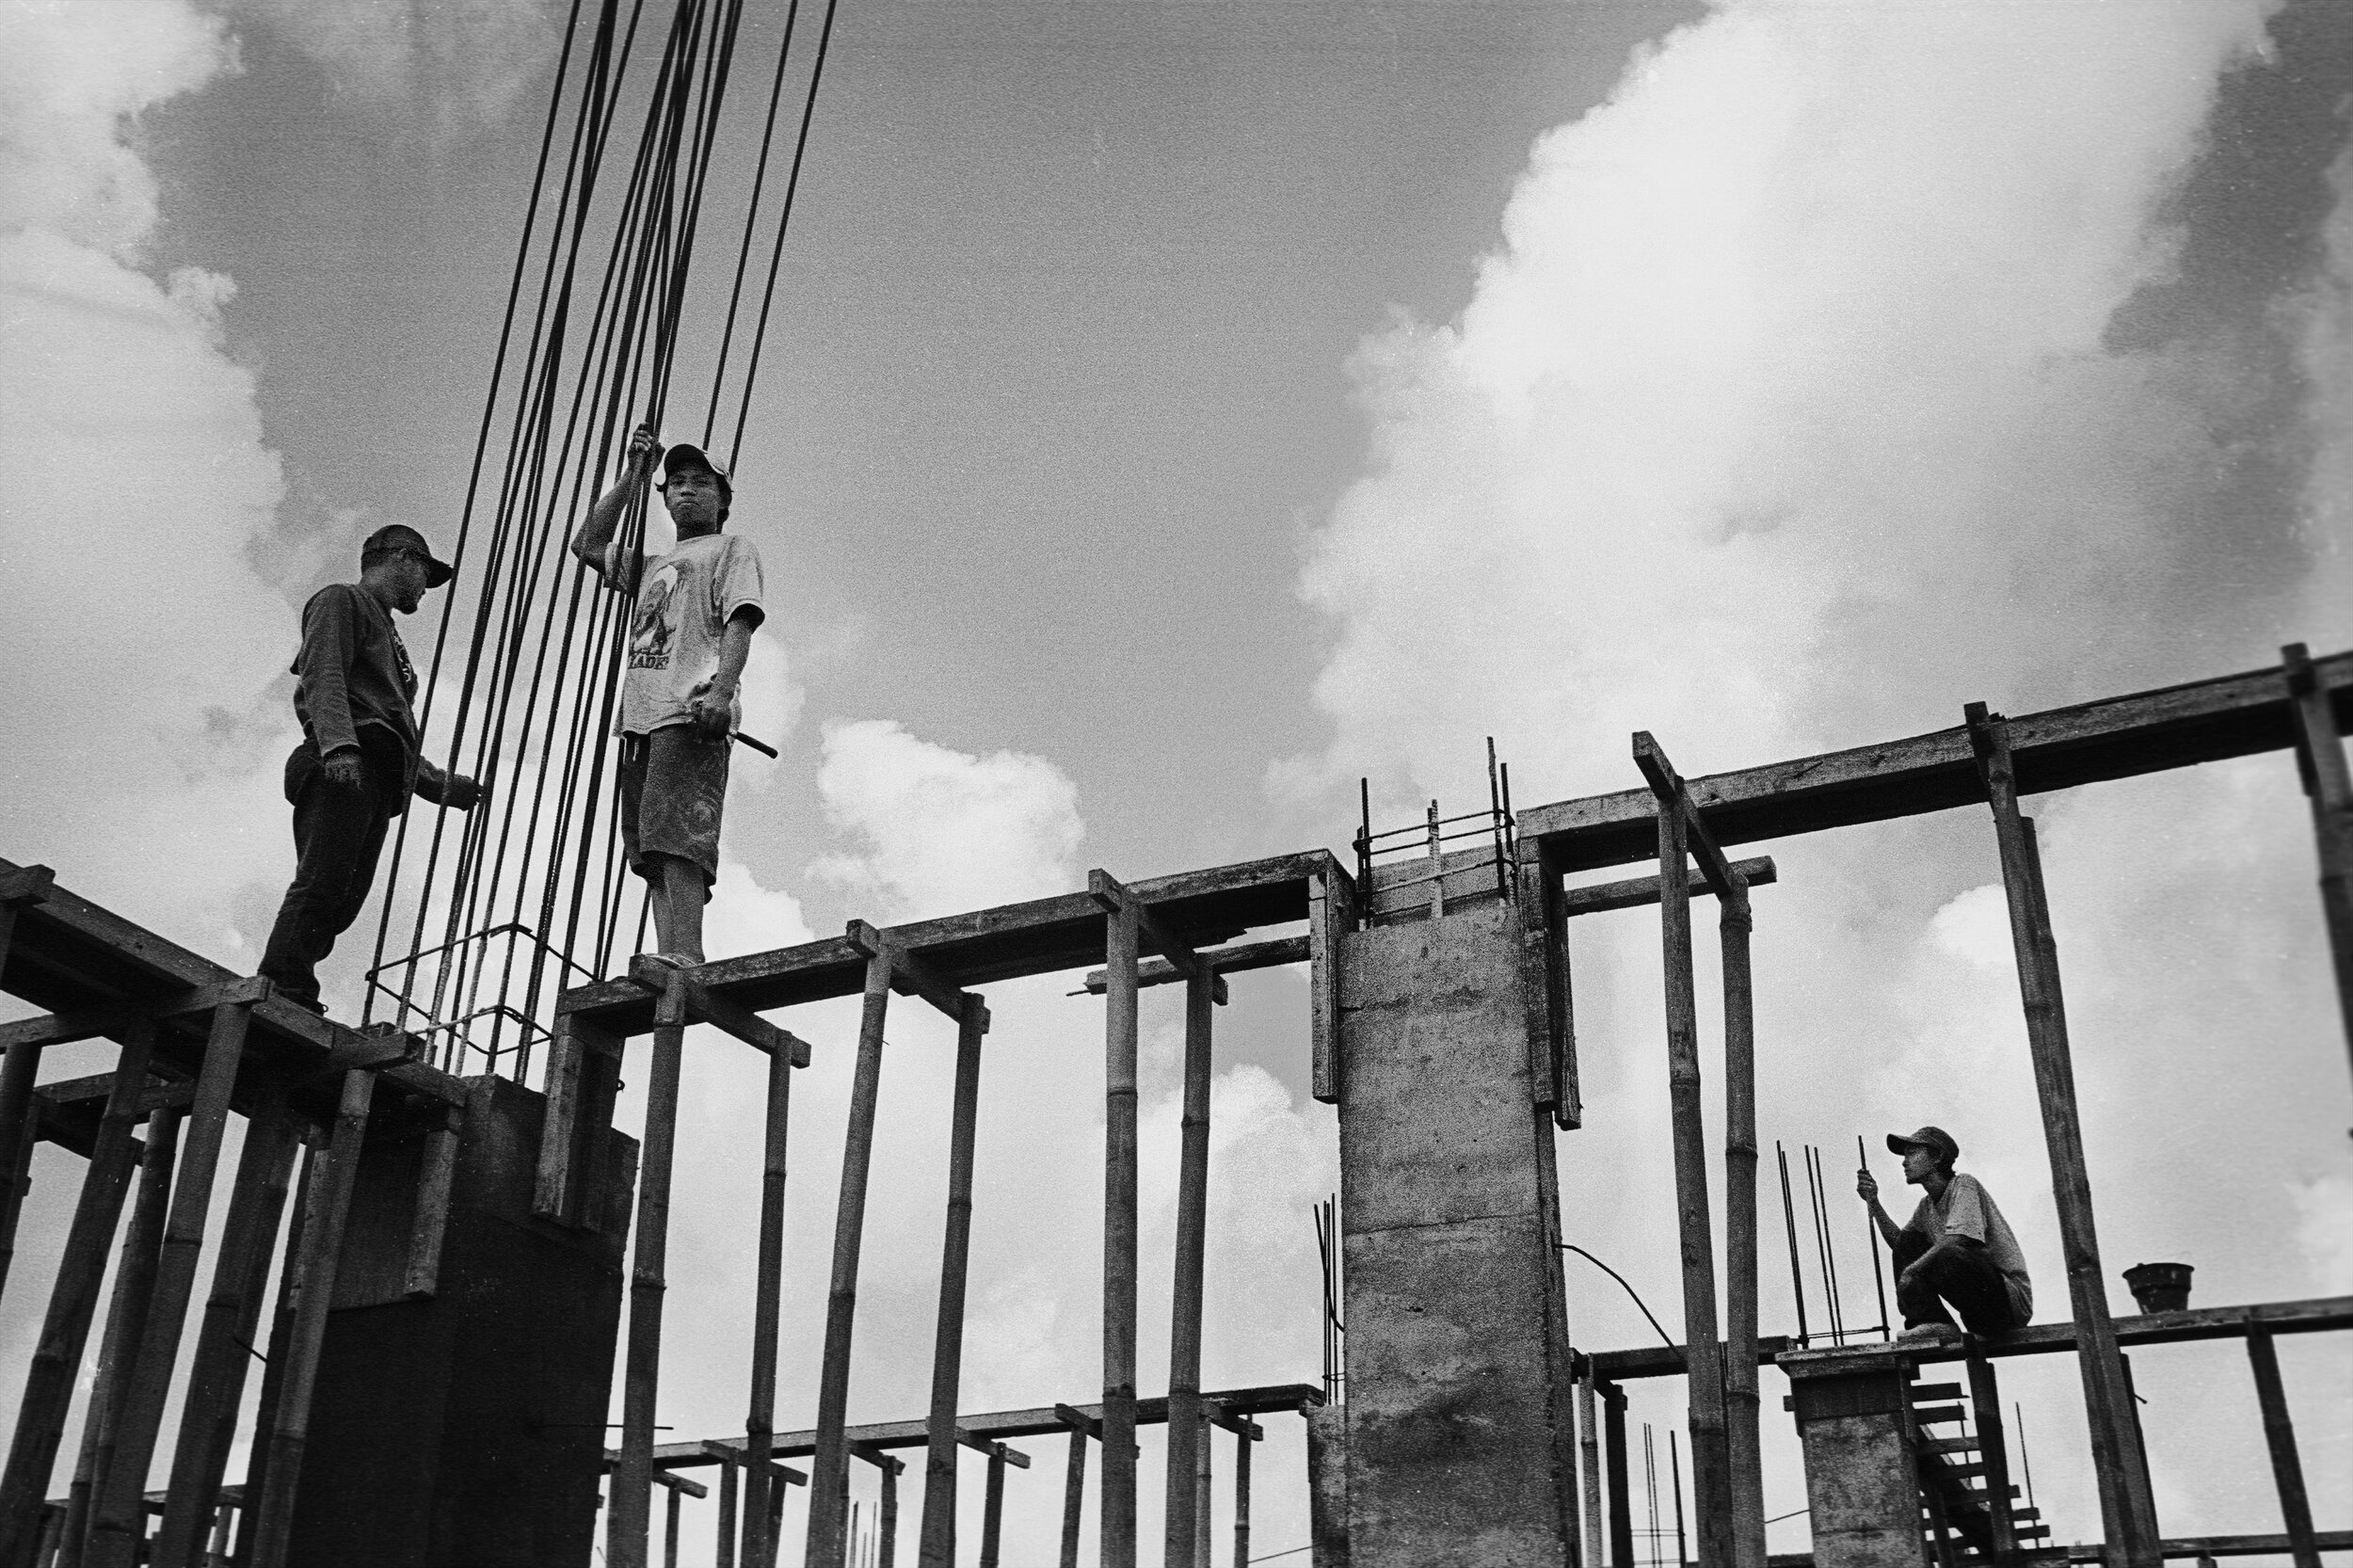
[3,0,2350,1560]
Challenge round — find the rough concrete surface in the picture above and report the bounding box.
[1337,904,1577,1568]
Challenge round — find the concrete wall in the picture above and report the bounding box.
[291,1076,636,1568]
[1336,903,1578,1568]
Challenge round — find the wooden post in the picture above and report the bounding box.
[1600,1381,1632,1568]
[808,948,893,1568]
[1719,888,1764,1568]
[0,1023,156,1565]
[878,1461,898,1568]
[248,1067,376,1568]
[0,1032,44,1305]
[2281,644,2353,1082]
[614,975,691,1568]
[1231,1422,1252,1568]
[88,1001,256,1568]
[2245,1328,2321,1568]
[1102,896,1141,1568]
[664,1483,682,1568]
[977,1446,1007,1568]
[1653,797,1731,1566]
[744,1016,798,1568]
[234,1137,314,1567]
[402,1105,462,1299]
[1965,1350,2019,1563]
[1577,1366,1605,1568]
[917,993,989,1568]
[64,1108,182,1568]
[714,1454,739,1568]
[1164,967,1215,1568]
[1965,704,2160,1568]
[1059,1414,1090,1568]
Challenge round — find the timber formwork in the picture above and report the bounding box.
[2,644,2348,1567]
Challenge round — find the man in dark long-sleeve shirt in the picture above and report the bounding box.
[260,525,482,1015]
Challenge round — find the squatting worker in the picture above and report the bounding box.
[1857,1126,2032,1341]
[260,525,483,1016]
[570,423,763,968]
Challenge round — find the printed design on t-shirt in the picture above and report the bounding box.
[629,561,684,670]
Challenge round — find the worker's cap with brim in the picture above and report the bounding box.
[1886,1126,1960,1165]
[660,442,732,493]
[361,523,455,589]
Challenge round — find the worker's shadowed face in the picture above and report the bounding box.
[1899,1143,1943,1185]
[661,465,727,536]
[362,551,432,615]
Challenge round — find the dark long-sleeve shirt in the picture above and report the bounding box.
[291,583,421,797]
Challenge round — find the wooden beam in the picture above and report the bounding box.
[1525,649,2353,872]
[1560,858,1777,918]
[1967,703,2159,1568]
[742,999,799,1568]
[1082,938,1296,1000]
[917,996,989,1568]
[844,922,968,1024]
[806,951,893,1568]
[1650,776,1733,1568]
[0,1022,155,1565]
[1307,865,1352,1106]
[2281,643,2353,1085]
[1163,968,1214,1568]
[0,977,272,1054]
[1634,733,1747,901]
[248,1068,375,1568]
[623,958,813,1065]
[633,1385,1321,1469]
[1088,871,1205,979]
[1058,1417,1088,1568]
[613,977,690,1568]
[1099,889,1141,1568]
[1591,1294,2353,1380]
[88,1000,257,1568]
[1718,880,1764,1568]
[2244,1329,2320,1568]
[561,851,1337,1037]
[151,1090,298,1568]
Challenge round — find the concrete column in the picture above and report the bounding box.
[1778,1345,1925,1568]
[1337,904,1578,1568]
[287,1077,638,1567]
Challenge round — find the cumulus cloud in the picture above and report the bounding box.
[809,719,1086,922]
[215,0,568,135]
[1287,0,2352,1541]
[0,0,296,951]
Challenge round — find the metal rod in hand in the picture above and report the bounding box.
[1857,1137,1891,1338]
[1775,1144,1809,1349]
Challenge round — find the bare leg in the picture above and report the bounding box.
[645,853,709,965]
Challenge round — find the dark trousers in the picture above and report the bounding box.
[1893,1230,2021,1337]
[260,734,405,1011]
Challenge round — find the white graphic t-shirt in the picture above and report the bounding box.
[610,532,764,737]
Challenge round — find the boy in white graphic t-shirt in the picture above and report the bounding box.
[572,423,765,967]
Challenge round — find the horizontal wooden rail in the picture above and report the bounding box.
[632,1384,1322,1471]
[1582,1294,2353,1382]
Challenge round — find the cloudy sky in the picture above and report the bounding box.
[3,0,2350,1560]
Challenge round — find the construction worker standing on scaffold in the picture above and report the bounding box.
[571,423,765,970]
[1858,1126,2033,1342]
[260,526,484,1016]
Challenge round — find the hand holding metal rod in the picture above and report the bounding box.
[1858,1135,1893,1337]
[728,730,777,758]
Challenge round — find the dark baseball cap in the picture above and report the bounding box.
[1887,1126,1960,1165]
[660,442,732,494]
[361,524,454,589]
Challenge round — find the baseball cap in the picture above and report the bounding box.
[660,442,732,495]
[1886,1126,1960,1165]
[361,524,455,589]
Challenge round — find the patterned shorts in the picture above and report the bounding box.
[618,724,731,894]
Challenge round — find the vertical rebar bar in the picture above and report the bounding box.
[1775,1144,1808,1349]
[1857,1138,1891,1340]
